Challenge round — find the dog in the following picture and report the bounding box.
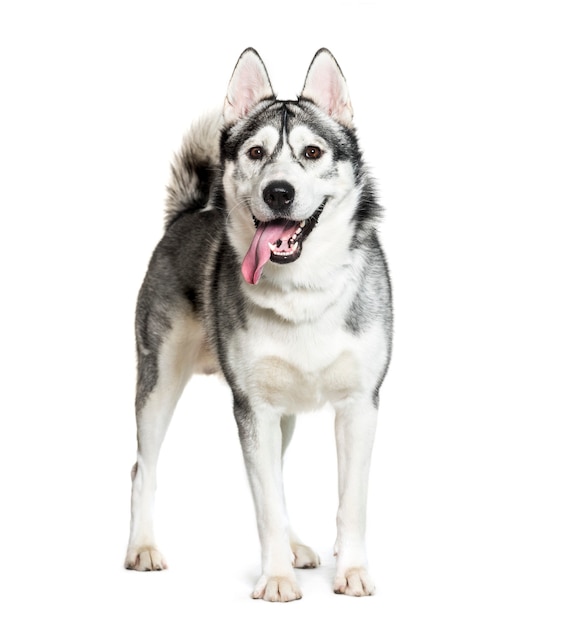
[125,48,393,602]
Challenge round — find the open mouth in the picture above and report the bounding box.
[241,199,327,285]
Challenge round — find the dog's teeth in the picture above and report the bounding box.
[299,220,306,228]
[268,239,299,256]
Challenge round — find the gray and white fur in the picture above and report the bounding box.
[125,48,393,602]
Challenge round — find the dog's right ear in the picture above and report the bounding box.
[224,48,275,124]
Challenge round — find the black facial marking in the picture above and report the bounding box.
[221,99,359,169]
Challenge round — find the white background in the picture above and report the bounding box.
[1,1,563,624]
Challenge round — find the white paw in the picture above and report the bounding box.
[252,575,302,602]
[124,546,167,571]
[333,567,375,596]
[292,543,321,569]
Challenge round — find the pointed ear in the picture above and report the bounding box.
[224,48,275,124]
[300,49,353,126]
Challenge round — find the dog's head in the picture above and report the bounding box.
[221,49,361,285]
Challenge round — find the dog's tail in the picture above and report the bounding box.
[164,110,222,227]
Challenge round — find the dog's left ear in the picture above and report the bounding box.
[224,48,275,124]
[300,49,353,127]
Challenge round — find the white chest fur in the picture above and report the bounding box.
[225,233,389,413]
[229,283,386,414]
[251,349,361,412]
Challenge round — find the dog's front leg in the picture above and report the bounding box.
[235,401,301,602]
[333,396,379,596]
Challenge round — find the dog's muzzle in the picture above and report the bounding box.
[241,198,327,285]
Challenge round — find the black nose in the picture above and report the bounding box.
[263,181,295,213]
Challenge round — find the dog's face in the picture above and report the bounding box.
[221,49,361,285]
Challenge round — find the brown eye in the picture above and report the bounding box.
[248,146,264,160]
[304,145,322,160]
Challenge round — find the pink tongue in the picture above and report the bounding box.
[241,220,297,285]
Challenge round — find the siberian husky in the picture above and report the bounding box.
[125,48,393,601]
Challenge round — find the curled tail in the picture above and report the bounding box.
[164,110,223,227]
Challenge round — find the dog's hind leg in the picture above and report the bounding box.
[125,313,201,571]
[332,396,379,596]
[280,414,321,570]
